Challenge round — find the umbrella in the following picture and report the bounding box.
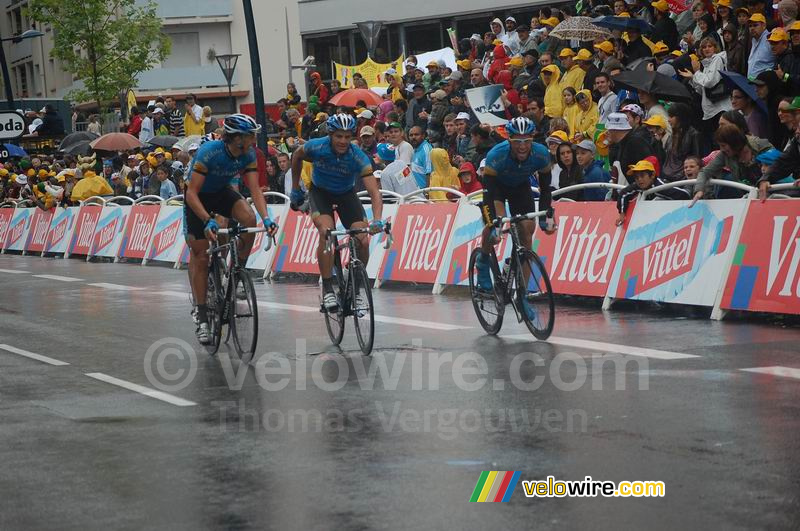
[62,141,93,156]
[328,88,384,107]
[719,70,768,115]
[59,131,99,151]
[611,68,692,101]
[173,135,203,151]
[148,135,179,148]
[90,132,142,151]
[550,16,611,41]
[3,143,27,158]
[592,16,654,34]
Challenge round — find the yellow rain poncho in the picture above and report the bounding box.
[562,91,580,140]
[70,171,113,202]
[574,89,599,141]
[559,63,586,93]
[427,148,460,202]
[541,65,563,119]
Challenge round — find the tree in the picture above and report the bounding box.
[27,0,170,111]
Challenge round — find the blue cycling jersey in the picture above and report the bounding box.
[483,140,551,187]
[304,136,373,194]
[187,140,257,193]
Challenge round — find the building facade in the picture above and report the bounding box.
[0,0,305,112]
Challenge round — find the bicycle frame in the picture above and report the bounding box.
[324,224,393,307]
[493,211,546,313]
[208,226,274,309]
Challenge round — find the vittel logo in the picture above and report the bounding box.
[631,220,701,293]
[49,218,68,247]
[96,218,118,251]
[0,213,11,243]
[289,213,319,265]
[154,219,180,255]
[767,215,800,297]
[29,214,50,246]
[129,212,155,251]
[550,216,621,284]
[76,212,100,250]
[399,214,454,271]
[8,217,25,244]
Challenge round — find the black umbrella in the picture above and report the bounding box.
[719,70,768,115]
[59,131,99,151]
[611,68,693,101]
[592,16,654,34]
[148,135,179,149]
[62,141,94,156]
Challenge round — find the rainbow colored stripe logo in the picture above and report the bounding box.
[469,471,521,502]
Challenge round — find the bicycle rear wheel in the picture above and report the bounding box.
[231,269,258,358]
[516,250,555,340]
[468,248,505,335]
[204,255,225,355]
[324,250,346,346]
[351,262,374,355]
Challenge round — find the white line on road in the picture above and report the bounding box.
[87,283,144,291]
[0,268,29,274]
[740,366,800,380]
[33,274,83,282]
[85,373,197,406]
[0,344,70,366]
[503,335,700,360]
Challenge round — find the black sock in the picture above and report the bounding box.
[197,304,208,323]
[322,277,334,293]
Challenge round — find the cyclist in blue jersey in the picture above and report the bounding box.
[289,113,384,310]
[475,116,557,292]
[184,113,278,344]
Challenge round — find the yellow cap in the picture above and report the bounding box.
[315,112,328,121]
[618,12,631,18]
[651,0,669,11]
[735,7,750,16]
[643,114,667,129]
[505,56,525,67]
[789,21,800,32]
[154,147,165,154]
[717,0,732,7]
[136,153,144,160]
[690,53,700,62]
[27,169,35,177]
[575,49,593,61]
[653,41,670,54]
[670,50,684,57]
[594,40,614,54]
[56,173,66,183]
[541,17,559,27]
[547,130,569,143]
[559,48,576,58]
[749,13,766,24]
[768,28,789,42]
[0,168,8,177]
[9,174,16,183]
[426,60,439,67]
[456,59,473,70]
[492,39,504,46]
[627,160,656,174]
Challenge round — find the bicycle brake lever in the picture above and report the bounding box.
[263,234,275,252]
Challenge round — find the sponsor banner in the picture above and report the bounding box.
[271,209,320,274]
[147,206,184,263]
[91,206,129,258]
[23,208,55,254]
[379,203,458,284]
[4,207,32,252]
[533,202,625,297]
[363,203,398,279]
[118,204,160,259]
[0,207,16,249]
[246,203,289,272]
[333,55,404,89]
[44,207,78,255]
[436,201,512,287]
[68,205,102,256]
[465,84,507,127]
[722,201,800,315]
[607,199,748,306]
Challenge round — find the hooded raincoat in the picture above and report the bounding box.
[541,65,563,118]
[574,90,600,140]
[428,148,460,202]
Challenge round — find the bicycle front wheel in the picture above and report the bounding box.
[231,269,258,358]
[324,252,346,346]
[204,255,225,355]
[516,250,555,340]
[468,248,505,335]
[351,263,375,355]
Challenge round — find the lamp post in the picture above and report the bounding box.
[241,0,268,156]
[215,53,240,114]
[0,29,45,109]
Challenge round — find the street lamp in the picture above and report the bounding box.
[215,53,240,114]
[0,29,44,108]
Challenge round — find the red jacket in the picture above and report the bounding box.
[128,115,142,136]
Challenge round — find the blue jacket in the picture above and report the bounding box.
[582,160,610,201]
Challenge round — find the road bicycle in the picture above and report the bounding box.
[468,211,555,339]
[322,222,392,355]
[204,225,274,358]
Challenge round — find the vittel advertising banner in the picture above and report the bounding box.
[271,209,321,274]
[44,207,78,255]
[0,207,18,250]
[722,201,800,315]
[378,203,457,284]
[68,204,102,256]
[23,207,54,254]
[246,203,288,273]
[533,202,625,297]
[607,199,748,307]
[90,206,129,259]
[147,206,184,264]
[118,204,160,259]
[4,207,32,252]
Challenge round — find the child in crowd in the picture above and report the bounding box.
[616,159,691,226]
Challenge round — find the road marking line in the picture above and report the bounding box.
[740,366,800,380]
[0,268,29,274]
[88,283,144,291]
[33,274,83,282]
[503,334,700,360]
[85,373,197,407]
[0,344,70,366]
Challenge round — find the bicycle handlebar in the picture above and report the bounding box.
[213,226,276,252]
[492,211,547,227]
[325,221,393,253]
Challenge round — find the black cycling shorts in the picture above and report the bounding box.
[489,181,537,217]
[184,187,245,241]
[308,186,367,228]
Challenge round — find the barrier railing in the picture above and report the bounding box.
[642,179,757,199]
[134,195,165,205]
[81,196,106,206]
[766,182,800,199]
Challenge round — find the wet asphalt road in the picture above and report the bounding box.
[0,254,799,530]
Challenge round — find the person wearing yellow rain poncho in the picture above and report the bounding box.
[541,64,563,118]
[561,87,580,139]
[384,70,405,103]
[427,148,460,202]
[558,48,586,92]
[573,90,600,142]
[70,170,113,202]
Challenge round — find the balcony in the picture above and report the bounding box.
[135,64,238,91]
[135,0,232,19]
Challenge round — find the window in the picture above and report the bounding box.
[162,32,201,68]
